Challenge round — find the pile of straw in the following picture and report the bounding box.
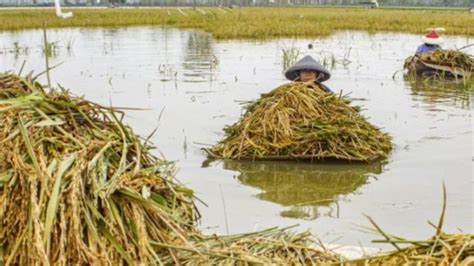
[404,49,474,80]
[418,49,474,74]
[0,72,196,264]
[207,82,392,162]
[0,72,339,265]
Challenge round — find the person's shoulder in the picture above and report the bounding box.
[415,44,426,54]
[316,82,332,93]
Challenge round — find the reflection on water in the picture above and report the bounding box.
[223,160,383,220]
[404,78,472,109]
[182,32,218,83]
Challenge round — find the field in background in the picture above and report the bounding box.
[0,7,472,39]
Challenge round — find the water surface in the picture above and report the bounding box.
[1,27,472,247]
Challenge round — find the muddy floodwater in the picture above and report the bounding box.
[1,27,472,248]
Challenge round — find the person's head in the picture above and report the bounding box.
[284,55,331,83]
[422,29,444,46]
[298,69,318,82]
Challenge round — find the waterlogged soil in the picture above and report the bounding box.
[1,27,472,247]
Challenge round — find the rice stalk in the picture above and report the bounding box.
[282,46,302,73]
[347,185,474,266]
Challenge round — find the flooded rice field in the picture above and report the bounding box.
[0,27,472,248]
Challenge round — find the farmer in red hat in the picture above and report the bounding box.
[415,28,444,55]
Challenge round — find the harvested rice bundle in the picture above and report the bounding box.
[208,82,392,162]
[418,49,474,73]
[404,49,474,80]
[0,72,197,265]
[0,72,339,265]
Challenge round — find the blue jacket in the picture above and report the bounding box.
[416,44,441,55]
[316,82,332,93]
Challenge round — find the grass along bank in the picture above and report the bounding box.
[0,7,473,39]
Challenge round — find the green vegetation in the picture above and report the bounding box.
[0,7,473,39]
[281,46,302,73]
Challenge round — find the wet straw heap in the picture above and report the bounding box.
[418,49,474,74]
[0,72,339,265]
[0,72,196,264]
[405,49,474,81]
[207,82,392,162]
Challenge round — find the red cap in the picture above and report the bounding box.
[425,31,440,39]
[422,30,443,45]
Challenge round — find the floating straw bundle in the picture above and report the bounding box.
[0,72,339,265]
[418,49,474,74]
[404,49,474,81]
[207,82,392,162]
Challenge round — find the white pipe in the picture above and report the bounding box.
[54,0,73,19]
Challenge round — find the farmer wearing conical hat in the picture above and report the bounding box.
[416,28,444,55]
[284,55,332,93]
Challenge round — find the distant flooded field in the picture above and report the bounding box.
[1,7,473,38]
